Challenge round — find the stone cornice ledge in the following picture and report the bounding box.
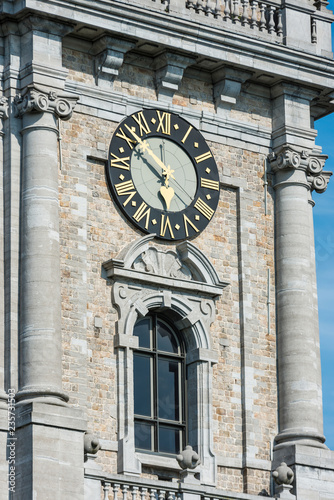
[8,0,334,91]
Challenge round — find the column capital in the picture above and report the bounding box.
[14,85,78,121]
[269,146,332,194]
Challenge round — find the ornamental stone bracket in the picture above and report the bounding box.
[268,146,332,194]
[154,52,196,102]
[14,84,79,120]
[92,36,136,88]
[212,67,252,116]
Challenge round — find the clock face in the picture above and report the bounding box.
[107,109,220,241]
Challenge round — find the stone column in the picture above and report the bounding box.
[269,146,331,449]
[15,85,78,404]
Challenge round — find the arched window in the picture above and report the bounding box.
[133,314,186,454]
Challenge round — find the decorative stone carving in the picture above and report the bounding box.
[176,445,201,470]
[14,85,78,120]
[154,52,196,102]
[0,96,9,120]
[269,146,332,194]
[273,462,296,499]
[102,234,227,483]
[84,432,101,455]
[212,67,252,115]
[132,247,192,280]
[273,462,294,486]
[92,36,135,88]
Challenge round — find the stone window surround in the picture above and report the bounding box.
[102,234,228,485]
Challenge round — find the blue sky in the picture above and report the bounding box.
[313,0,334,450]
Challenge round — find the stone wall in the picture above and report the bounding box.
[59,46,277,495]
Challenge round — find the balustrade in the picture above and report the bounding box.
[101,482,179,500]
[185,0,283,37]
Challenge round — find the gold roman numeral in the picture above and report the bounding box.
[160,214,174,239]
[183,214,199,238]
[194,198,214,220]
[194,151,212,163]
[200,178,219,190]
[133,202,151,229]
[132,111,151,136]
[156,111,171,135]
[181,125,193,144]
[110,153,131,170]
[115,180,137,206]
[116,127,137,149]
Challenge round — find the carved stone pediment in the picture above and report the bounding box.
[102,234,228,298]
[132,247,192,280]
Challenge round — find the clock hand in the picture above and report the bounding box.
[124,124,175,182]
[125,124,176,210]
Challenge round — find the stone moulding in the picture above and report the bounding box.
[102,234,228,298]
[102,234,227,483]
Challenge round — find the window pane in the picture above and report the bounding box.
[135,421,153,451]
[158,425,180,454]
[158,359,179,421]
[134,354,152,416]
[133,317,151,348]
[157,321,178,353]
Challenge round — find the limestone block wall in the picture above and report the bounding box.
[59,44,276,496]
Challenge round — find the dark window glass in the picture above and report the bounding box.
[133,314,185,454]
[158,359,179,421]
[157,320,178,353]
[134,317,151,348]
[159,426,180,454]
[134,354,151,417]
[135,421,153,451]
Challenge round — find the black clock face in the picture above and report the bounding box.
[107,109,220,241]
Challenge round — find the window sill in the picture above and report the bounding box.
[137,452,181,471]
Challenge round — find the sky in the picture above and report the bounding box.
[313,0,334,450]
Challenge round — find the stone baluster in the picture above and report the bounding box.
[14,85,78,404]
[103,482,111,500]
[158,490,166,500]
[132,486,139,500]
[114,483,120,500]
[277,8,283,37]
[149,488,157,500]
[250,0,258,29]
[140,487,148,500]
[268,5,275,34]
[259,3,266,31]
[224,0,231,21]
[311,18,317,43]
[122,484,129,500]
[232,0,239,22]
[186,0,197,10]
[241,0,249,25]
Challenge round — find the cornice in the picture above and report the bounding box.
[1,1,334,93]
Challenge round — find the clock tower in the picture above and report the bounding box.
[0,1,333,500]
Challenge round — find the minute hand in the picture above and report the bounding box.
[124,124,174,180]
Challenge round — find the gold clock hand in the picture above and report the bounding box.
[124,124,175,182]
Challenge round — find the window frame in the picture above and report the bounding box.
[133,314,187,456]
